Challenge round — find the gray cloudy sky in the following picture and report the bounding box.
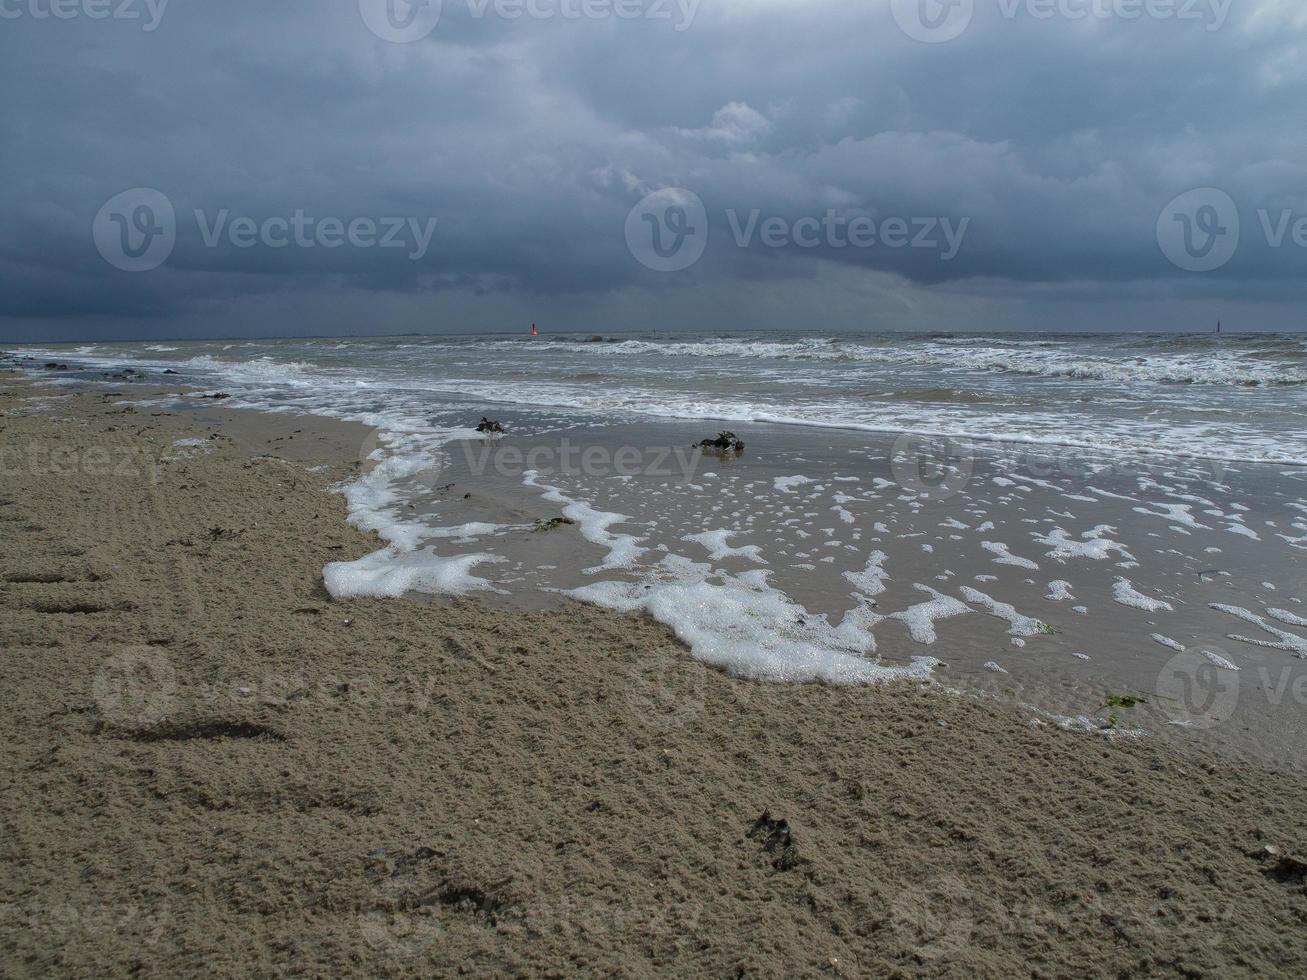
[1,0,1304,342]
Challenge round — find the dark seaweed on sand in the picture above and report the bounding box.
[697,430,745,454]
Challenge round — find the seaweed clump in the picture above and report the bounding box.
[697,430,745,454]
[748,811,806,872]
[532,517,576,532]
[1103,695,1148,709]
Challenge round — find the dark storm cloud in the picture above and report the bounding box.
[0,0,1304,341]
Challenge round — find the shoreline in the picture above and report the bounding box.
[7,337,1307,467]
[3,371,1307,976]
[4,365,1306,762]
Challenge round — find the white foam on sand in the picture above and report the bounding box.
[680,529,765,564]
[774,475,815,493]
[1268,608,1307,627]
[1226,523,1262,540]
[1150,633,1186,652]
[1210,604,1307,657]
[322,426,515,596]
[1112,577,1174,612]
[886,584,972,644]
[524,469,646,571]
[1278,527,1307,550]
[568,556,938,685]
[165,437,212,459]
[1087,486,1138,502]
[337,440,456,550]
[1045,580,1075,601]
[981,541,1040,570]
[1133,502,1209,530]
[959,586,1048,637]
[324,548,502,599]
[1033,525,1132,562]
[1202,649,1240,670]
[424,522,513,540]
[843,550,889,598]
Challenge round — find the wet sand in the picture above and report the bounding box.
[336,408,1307,768]
[3,372,1307,977]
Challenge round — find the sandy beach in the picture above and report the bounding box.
[4,370,1307,976]
[8,0,1307,970]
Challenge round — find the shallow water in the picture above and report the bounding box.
[19,330,1307,463]
[9,331,1307,765]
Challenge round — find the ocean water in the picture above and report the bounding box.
[11,331,1307,760]
[32,330,1307,463]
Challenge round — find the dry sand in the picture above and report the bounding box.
[2,373,1307,977]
